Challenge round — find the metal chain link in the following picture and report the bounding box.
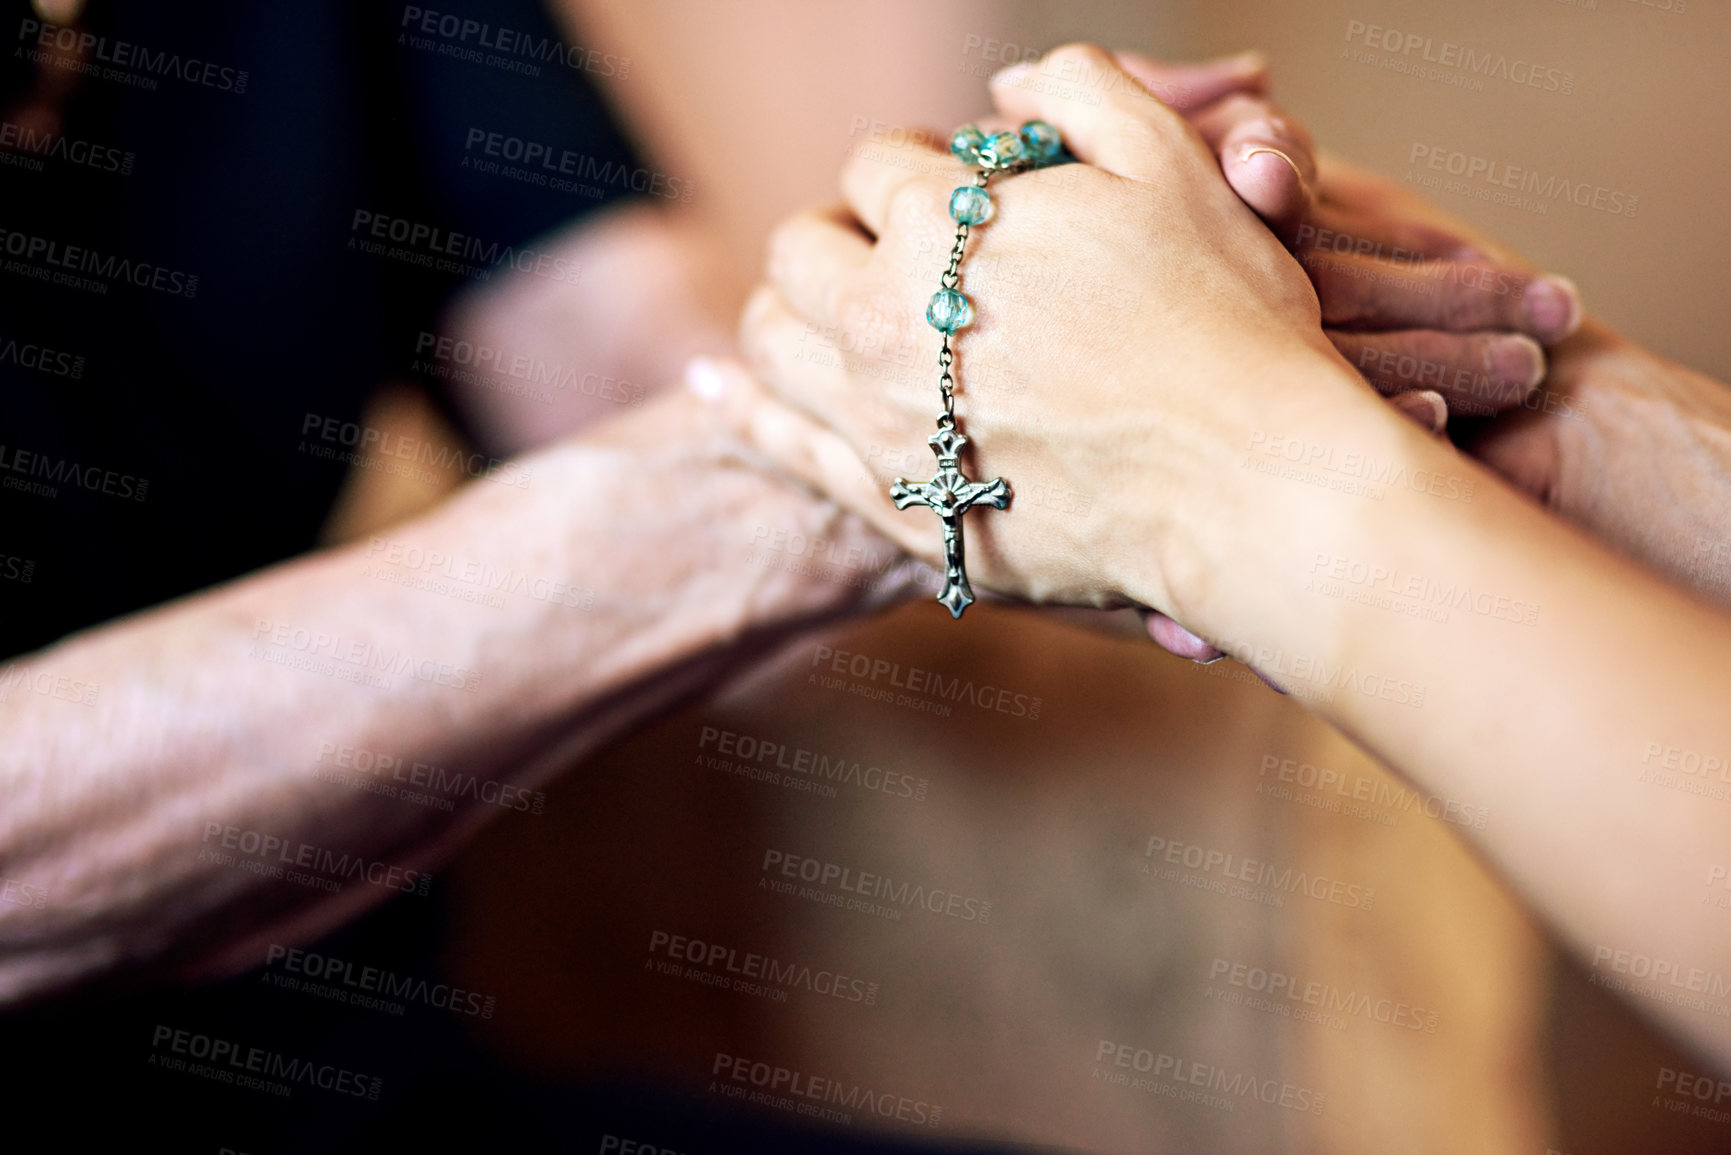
[934,169,994,432]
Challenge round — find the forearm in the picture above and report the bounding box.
[442,204,733,455]
[1162,360,1731,1066]
[1545,324,1731,604]
[0,393,879,1000]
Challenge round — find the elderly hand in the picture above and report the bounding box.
[1114,52,1579,423]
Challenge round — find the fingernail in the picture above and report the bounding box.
[990,61,1035,87]
[1487,334,1546,390]
[1521,275,1582,344]
[1242,145,1302,180]
[1145,612,1225,662]
[1390,389,1448,434]
[684,356,727,402]
[1240,145,1309,199]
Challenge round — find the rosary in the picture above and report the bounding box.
[892,120,1068,618]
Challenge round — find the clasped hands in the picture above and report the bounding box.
[693,44,1586,658]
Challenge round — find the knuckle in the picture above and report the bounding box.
[738,285,778,342]
[840,146,880,195]
[764,215,809,279]
[885,178,946,235]
[1435,285,1489,330]
[1042,41,1113,75]
[738,289,796,366]
[1316,272,1379,328]
[833,281,908,362]
[1106,109,1177,158]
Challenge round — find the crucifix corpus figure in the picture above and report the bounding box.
[890,423,1010,618]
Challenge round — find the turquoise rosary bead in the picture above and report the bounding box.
[1019,120,1061,165]
[949,125,985,164]
[950,121,1065,173]
[980,131,1025,168]
[949,185,992,225]
[896,118,1066,618]
[926,288,973,332]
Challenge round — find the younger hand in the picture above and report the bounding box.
[713,44,1412,625]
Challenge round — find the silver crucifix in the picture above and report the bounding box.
[891,424,1009,618]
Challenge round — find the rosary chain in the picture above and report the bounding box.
[934,169,993,430]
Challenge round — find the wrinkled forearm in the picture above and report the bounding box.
[1545,327,1731,606]
[0,393,888,1002]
